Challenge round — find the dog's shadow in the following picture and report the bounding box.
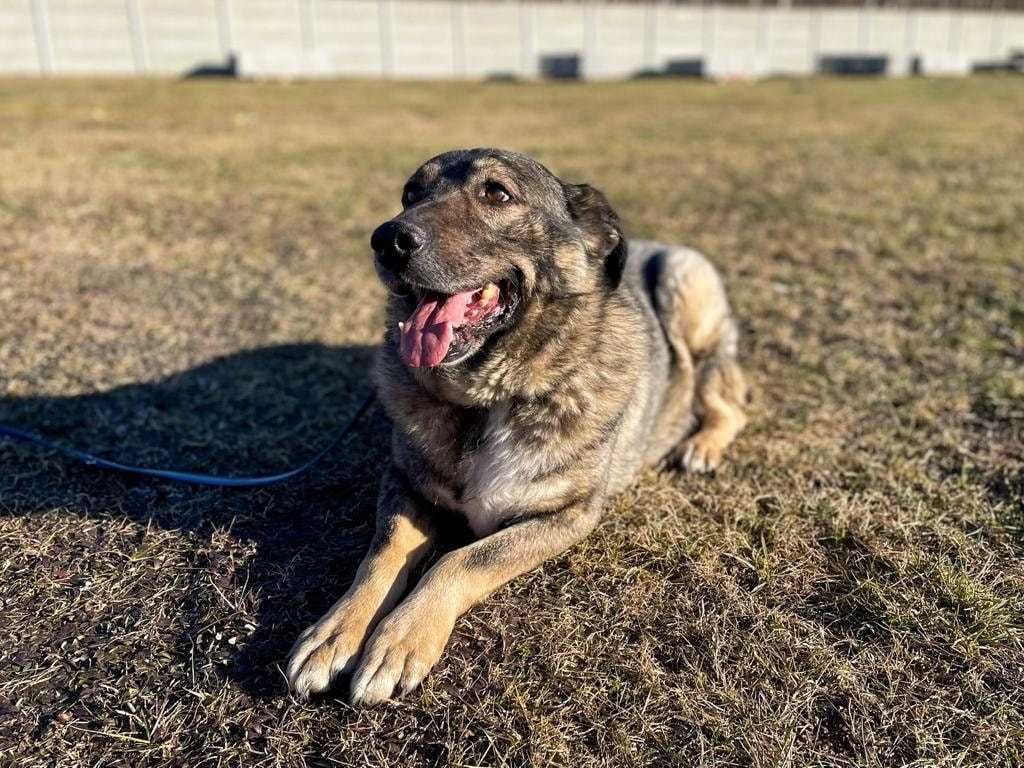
[0,343,388,698]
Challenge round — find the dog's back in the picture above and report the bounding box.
[625,239,747,474]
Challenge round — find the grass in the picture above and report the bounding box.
[0,75,1022,767]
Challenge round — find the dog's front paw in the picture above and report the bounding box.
[349,597,455,706]
[679,432,725,473]
[287,613,369,700]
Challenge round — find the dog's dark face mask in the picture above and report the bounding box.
[370,148,627,369]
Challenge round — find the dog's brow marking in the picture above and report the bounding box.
[438,158,478,184]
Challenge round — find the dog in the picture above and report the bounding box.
[286,148,747,704]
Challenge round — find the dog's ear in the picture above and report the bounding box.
[563,183,628,289]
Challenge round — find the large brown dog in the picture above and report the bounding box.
[286,148,747,704]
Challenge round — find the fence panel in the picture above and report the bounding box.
[1005,13,1024,55]
[142,0,222,74]
[589,5,646,78]
[461,2,522,78]
[709,8,764,78]
[392,0,454,77]
[863,10,912,75]
[765,8,814,74]
[530,1,584,75]
[314,0,383,76]
[1,1,1023,80]
[654,6,704,70]
[913,11,964,73]
[231,0,303,76]
[959,11,1000,65]
[47,0,134,73]
[0,0,39,73]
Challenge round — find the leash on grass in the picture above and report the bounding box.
[0,391,376,488]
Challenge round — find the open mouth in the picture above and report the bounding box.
[398,279,517,368]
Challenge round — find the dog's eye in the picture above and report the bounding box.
[402,184,424,207]
[481,181,511,205]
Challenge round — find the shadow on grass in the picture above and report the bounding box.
[0,343,388,699]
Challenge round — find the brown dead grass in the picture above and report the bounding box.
[0,76,1022,767]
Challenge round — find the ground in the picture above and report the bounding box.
[0,76,1022,767]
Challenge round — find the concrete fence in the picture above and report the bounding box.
[1,0,1023,79]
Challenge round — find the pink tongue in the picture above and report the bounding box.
[400,290,478,368]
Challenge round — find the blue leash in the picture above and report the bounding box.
[0,391,375,488]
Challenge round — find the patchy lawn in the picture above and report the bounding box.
[0,76,1022,767]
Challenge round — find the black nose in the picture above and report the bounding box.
[371,221,426,271]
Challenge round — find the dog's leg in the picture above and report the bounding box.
[683,339,747,472]
[653,247,748,472]
[349,500,600,704]
[286,468,436,699]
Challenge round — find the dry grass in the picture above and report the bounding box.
[0,75,1022,767]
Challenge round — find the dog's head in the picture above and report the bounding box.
[370,148,626,369]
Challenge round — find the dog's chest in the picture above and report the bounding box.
[451,405,548,536]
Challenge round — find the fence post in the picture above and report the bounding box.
[989,1,1003,56]
[757,3,770,76]
[903,6,916,74]
[299,0,316,51]
[30,0,53,74]
[126,0,147,74]
[948,8,962,63]
[702,3,716,69]
[450,0,465,77]
[299,0,316,75]
[378,0,393,77]
[642,2,657,71]
[583,2,597,78]
[808,8,821,74]
[518,0,533,78]
[216,0,233,57]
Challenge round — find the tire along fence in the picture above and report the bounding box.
[1,0,1023,79]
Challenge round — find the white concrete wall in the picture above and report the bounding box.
[0,0,1022,80]
[863,10,913,75]
[765,9,815,74]
[1005,13,1024,54]
[461,2,522,78]
[653,6,704,70]
[231,0,304,75]
[709,8,765,78]
[0,0,39,74]
[588,5,647,78]
[392,0,455,77]
[48,0,136,73]
[913,11,965,74]
[141,0,223,74]
[531,1,584,77]
[312,0,383,76]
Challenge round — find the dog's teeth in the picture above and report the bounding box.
[398,321,405,331]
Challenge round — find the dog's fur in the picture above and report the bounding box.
[286,149,747,703]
